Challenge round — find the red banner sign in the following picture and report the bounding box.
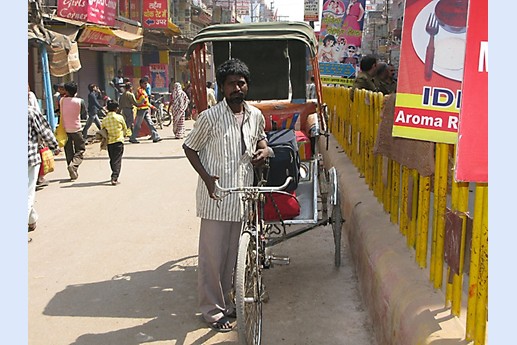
[57,0,117,26]
[393,0,468,144]
[455,0,487,182]
[143,0,169,28]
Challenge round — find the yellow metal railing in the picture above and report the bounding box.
[323,86,488,344]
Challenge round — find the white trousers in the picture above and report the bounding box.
[28,164,40,225]
[198,218,241,323]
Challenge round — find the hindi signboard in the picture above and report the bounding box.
[143,0,169,29]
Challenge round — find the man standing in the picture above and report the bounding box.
[118,82,138,131]
[306,76,316,99]
[60,81,87,181]
[128,78,162,143]
[206,81,217,108]
[110,69,125,100]
[374,62,397,95]
[183,58,273,332]
[351,54,378,100]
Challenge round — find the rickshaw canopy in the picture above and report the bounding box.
[186,21,318,58]
[186,21,319,102]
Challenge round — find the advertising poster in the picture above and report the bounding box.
[143,0,169,28]
[304,0,319,22]
[318,0,366,82]
[455,0,487,182]
[393,0,469,144]
[149,64,169,93]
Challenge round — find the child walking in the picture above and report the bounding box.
[101,100,131,185]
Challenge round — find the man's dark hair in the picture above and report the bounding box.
[106,100,119,112]
[216,58,250,90]
[64,81,78,96]
[88,83,97,92]
[140,77,149,84]
[360,55,378,72]
[206,81,212,88]
[375,62,388,78]
[123,82,132,90]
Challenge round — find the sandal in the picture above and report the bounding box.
[208,317,233,333]
[225,309,237,319]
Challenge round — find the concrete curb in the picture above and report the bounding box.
[319,135,469,345]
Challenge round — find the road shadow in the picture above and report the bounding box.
[43,255,235,344]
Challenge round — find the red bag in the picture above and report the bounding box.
[262,191,301,221]
[295,130,312,160]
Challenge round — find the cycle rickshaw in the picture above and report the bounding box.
[186,21,343,345]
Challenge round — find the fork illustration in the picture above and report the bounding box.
[424,13,439,81]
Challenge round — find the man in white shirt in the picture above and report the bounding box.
[206,81,217,107]
[183,59,272,332]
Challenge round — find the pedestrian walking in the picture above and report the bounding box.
[101,100,131,185]
[60,81,87,181]
[171,82,189,139]
[128,78,162,144]
[182,58,273,332]
[28,106,60,241]
[82,83,103,139]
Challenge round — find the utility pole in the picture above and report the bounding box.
[29,0,56,129]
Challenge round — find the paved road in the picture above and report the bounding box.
[29,120,376,345]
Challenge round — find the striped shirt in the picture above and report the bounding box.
[101,111,131,144]
[184,99,266,222]
[135,87,150,110]
[28,106,59,168]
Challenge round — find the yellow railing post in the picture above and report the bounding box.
[431,143,449,287]
[400,166,410,236]
[466,183,488,343]
[416,175,431,268]
[407,169,419,249]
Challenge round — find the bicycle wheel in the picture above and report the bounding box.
[154,108,163,129]
[162,109,172,126]
[235,230,263,345]
[331,192,343,267]
[327,167,343,267]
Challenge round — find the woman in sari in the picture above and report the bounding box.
[171,82,189,139]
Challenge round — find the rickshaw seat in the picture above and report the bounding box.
[251,100,318,136]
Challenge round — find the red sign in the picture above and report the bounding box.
[57,0,117,26]
[393,0,468,144]
[143,0,169,28]
[455,0,487,182]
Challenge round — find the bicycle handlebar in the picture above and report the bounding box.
[214,176,293,199]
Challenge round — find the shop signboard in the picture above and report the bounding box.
[57,0,117,26]
[143,0,169,28]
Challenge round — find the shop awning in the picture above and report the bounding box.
[78,25,144,52]
[28,23,82,77]
[165,19,182,36]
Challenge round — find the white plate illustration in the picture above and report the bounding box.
[411,0,466,82]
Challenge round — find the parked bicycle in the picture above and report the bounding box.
[150,93,172,128]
